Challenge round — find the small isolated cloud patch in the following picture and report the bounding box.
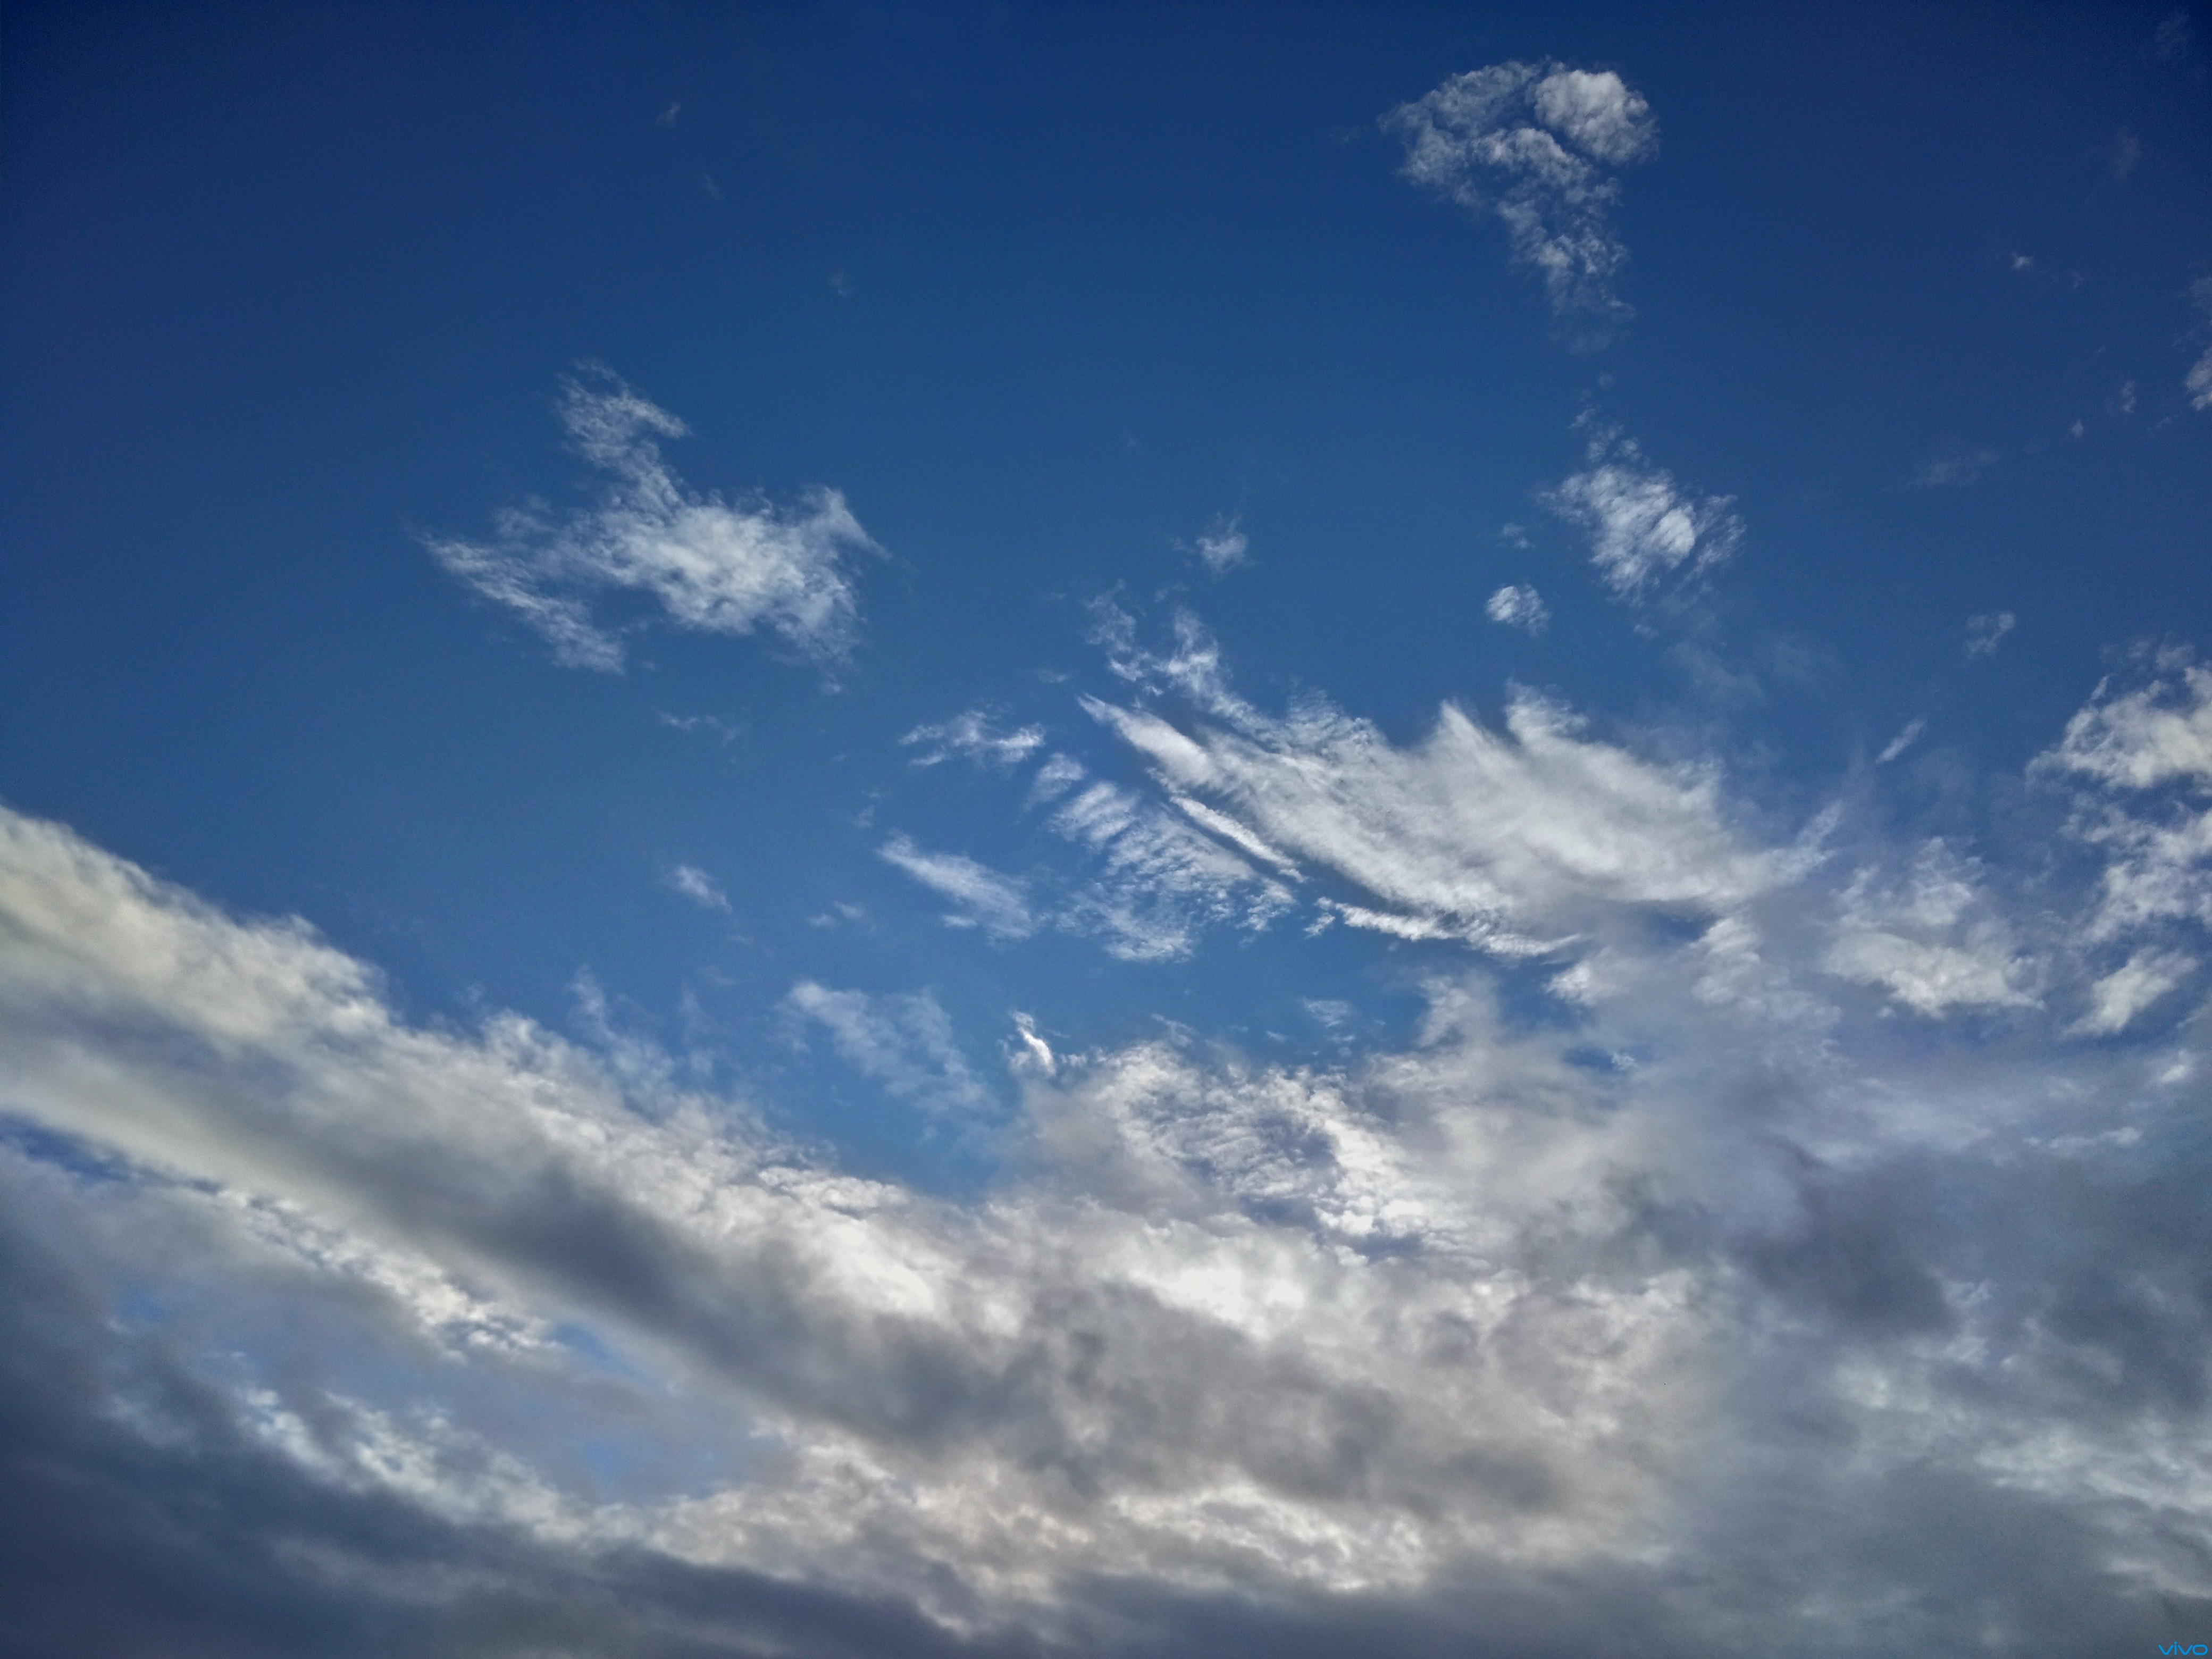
[1190,514,1250,575]
[426,367,880,672]
[902,710,1046,770]
[1876,718,1928,765]
[1546,430,1741,600]
[1387,61,1656,342]
[667,864,730,911]
[1965,612,2016,659]
[1486,583,1550,633]
[1911,446,2000,489]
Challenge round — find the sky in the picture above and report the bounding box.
[4,3,2212,1654]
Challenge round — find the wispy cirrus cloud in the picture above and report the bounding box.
[1189,513,1250,575]
[876,834,1034,940]
[1911,445,2001,489]
[427,367,880,672]
[1876,717,1928,764]
[1387,62,1657,342]
[1078,610,1787,953]
[1966,611,2017,659]
[784,982,991,1116]
[900,709,1046,770]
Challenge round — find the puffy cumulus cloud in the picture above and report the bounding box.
[1546,430,1742,600]
[1082,613,1783,953]
[1387,62,1656,340]
[426,368,879,672]
[7,795,2212,1656]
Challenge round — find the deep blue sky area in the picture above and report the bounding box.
[4,7,2211,1654]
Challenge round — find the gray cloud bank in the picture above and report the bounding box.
[6,648,2212,1656]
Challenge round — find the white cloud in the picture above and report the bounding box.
[1083,614,1784,952]
[1824,928,2033,1015]
[1046,775,1294,960]
[668,863,730,911]
[1824,843,2035,1015]
[1964,611,2016,659]
[1386,62,1656,338]
[8,681,2212,1654]
[1486,582,1550,633]
[901,709,1048,769]
[426,368,879,671]
[785,982,991,1115]
[1028,751,1088,805]
[1545,430,1741,599]
[2042,663,2212,789]
[0,805,1728,1620]
[2071,949,2196,1035]
[2037,661,2212,940]
[877,835,1035,940]
[1876,718,1928,765]
[1191,513,1250,575]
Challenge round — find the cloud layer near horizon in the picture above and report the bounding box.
[6,643,2212,1655]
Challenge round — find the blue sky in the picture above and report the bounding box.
[4,4,2212,1654]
